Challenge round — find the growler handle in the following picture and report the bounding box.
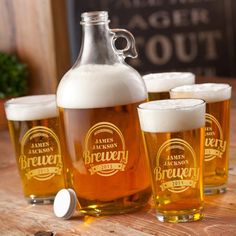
[111,29,138,59]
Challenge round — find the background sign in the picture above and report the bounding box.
[67,0,236,77]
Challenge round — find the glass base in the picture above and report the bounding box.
[78,187,151,216]
[204,185,226,195]
[26,196,55,205]
[156,210,203,223]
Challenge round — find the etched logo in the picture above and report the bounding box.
[19,126,63,181]
[154,138,199,193]
[205,113,226,162]
[83,122,128,177]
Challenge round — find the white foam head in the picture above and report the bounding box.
[142,72,195,93]
[170,83,231,103]
[138,99,205,133]
[5,95,58,121]
[57,64,147,109]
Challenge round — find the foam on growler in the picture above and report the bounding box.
[57,64,146,108]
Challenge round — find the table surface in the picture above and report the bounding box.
[0,77,236,236]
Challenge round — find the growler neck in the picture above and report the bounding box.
[78,22,120,65]
[81,11,109,25]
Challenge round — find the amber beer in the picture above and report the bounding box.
[5,95,65,204]
[142,72,195,101]
[138,99,205,222]
[57,64,151,216]
[170,83,232,194]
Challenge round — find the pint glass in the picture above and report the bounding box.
[170,83,231,195]
[5,95,65,204]
[138,99,205,222]
[143,72,195,101]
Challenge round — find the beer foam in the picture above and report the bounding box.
[170,83,231,103]
[138,99,205,132]
[142,72,195,93]
[57,64,147,108]
[5,95,58,121]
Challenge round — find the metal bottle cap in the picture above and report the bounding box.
[53,188,77,220]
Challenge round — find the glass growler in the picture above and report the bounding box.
[57,11,151,216]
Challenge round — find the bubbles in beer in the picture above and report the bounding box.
[5,95,58,121]
[143,72,195,93]
[138,99,205,133]
[170,83,231,103]
[57,64,147,108]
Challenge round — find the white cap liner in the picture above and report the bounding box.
[53,188,77,220]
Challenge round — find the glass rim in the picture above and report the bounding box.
[170,83,232,103]
[4,94,56,108]
[137,98,206,133]
[170,83,232,93]
[142,72,195,93]
[143,72,195,81]
[138,98,206,112]
[80,11,110,25]
[4,94,57,121]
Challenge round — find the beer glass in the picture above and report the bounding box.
[138,99,205,223]
[5,95,65,204]
[143,72,195,101]
[170,83,231,195]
